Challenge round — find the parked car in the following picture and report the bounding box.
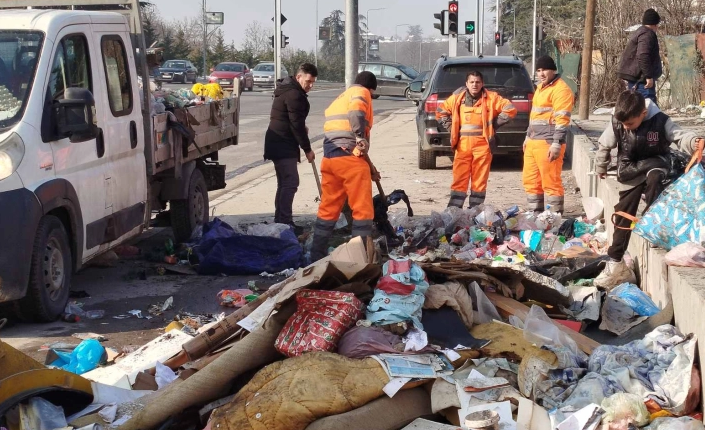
[156,59,198,84]
[252,62,289,87]
[406,70,430,101]
[358,61,419,98]
[208,62,253,92]
[412,55,534,169]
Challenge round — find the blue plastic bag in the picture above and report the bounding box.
[366,259,429,329]
[59,339,105,375]
[634,163,705,250]
[609,283,660,317]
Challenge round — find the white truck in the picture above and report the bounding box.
[0,0,240,321]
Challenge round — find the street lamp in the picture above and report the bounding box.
[366,7,386,62]
[395,23,409,62]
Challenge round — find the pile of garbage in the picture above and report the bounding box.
[1,236,700,430]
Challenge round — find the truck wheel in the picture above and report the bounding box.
[19,215,72,322]
[171,168,209,243]
[418,136,436,170]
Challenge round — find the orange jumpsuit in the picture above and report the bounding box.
[522,75,574,213]
[436,87,517,208]
[311,85,374,261]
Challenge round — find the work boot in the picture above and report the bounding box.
[289,223,305,236]
[310,218,336,262]
[593,259,637,290]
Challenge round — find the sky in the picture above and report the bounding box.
[147,0,494,51]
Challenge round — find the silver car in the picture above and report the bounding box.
[252,62,289,87]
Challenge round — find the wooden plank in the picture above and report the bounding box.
[485,292,600,354]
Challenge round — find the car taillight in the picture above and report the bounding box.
[425,94,440,114]
[514,94,534,113]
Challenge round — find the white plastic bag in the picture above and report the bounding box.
[246,223,290,238]
[601,393,650,429]
[664,242,705,268]
[645,417,705,430]
[469,282,501,324]
[523,305,579,356]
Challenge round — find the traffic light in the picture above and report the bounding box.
[494,31,501,46]
[281,33,289,47]
[434,10,448,35]
[465,21,475,35]
[448,1,458,35]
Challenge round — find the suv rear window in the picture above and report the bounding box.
[435,64,533,92]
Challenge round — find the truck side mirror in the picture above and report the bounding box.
[55,87,98,141]
[409,81,423,93]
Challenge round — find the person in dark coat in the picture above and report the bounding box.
[263,63,318,234]
[617,8,662,105]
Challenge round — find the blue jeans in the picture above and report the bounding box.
[627,81,658,106]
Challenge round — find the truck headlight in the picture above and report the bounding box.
[0,132,25,181]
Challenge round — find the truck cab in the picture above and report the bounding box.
[0,1,239,321]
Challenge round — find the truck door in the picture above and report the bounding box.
[41,27,110,261]
[92,29,147,245]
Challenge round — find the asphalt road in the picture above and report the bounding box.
[161,82,414,178]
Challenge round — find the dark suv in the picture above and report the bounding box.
[411,55,534,169]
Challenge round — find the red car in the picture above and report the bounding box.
[208,62,253,92]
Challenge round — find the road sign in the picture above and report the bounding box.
[318,27,331,40]
[271,14,287,25]
[368,39,379,51]
[206,12,224,25]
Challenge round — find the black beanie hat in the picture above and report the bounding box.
[642,8,661,25]
[536,55,557,71]
[355,71,378,90]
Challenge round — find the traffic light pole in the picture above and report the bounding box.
[274,0,282,85]
[344,0,359,88]
[495,0,500,55]
[474,0,480,55]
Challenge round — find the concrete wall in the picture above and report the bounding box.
[570,124,705,408]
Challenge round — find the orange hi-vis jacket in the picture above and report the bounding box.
[526,75,574,145]
[322,85,374,156]
[436,87,517,152]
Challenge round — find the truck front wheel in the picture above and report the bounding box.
[20,215,72,322]
[171,168,209,243]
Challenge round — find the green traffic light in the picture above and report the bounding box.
[465,20,475,34]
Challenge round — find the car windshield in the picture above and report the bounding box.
[398,65,419,79]
[164,61,186,69]
[254,64,274,72]
[215,64,244,72]
[0,31,43,130]
[435,64,533,93]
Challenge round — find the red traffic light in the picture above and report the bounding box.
[449,2,458,13]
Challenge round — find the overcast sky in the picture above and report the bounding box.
[147,0,493,51]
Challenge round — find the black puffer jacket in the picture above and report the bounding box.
[612,113,670,182]
[618,26,662,82]
[263,77,311,161]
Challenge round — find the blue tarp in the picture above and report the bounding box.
[195,218,303,275]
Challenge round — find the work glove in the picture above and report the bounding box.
[354,138,370,156]
[548,142,562,162]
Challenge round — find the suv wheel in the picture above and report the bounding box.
[418,135,436,170]
[371,94,380,100]
[404,88,411,99]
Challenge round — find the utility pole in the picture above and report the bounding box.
[202,0,207,80]
[531,0,537,77]
[475,0,480,55]
[345,0,359,88]
[315,0,318,68]
[495,0,500,55]
[578,0,597,119]
[274,0,282,85]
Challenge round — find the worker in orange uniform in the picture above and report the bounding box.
[437,71,517,208]
[522,55,575,214]
[310,71,380,262]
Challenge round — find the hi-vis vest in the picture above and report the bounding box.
[323,85,373,154]
[527,75,574,144]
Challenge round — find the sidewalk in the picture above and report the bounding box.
[210,107,583,225]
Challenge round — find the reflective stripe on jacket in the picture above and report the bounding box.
[527,75,574,144]
[436,87,517,150]
[323,85,374,155]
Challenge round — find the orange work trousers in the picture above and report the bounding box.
[448,139,492,208]
[522,138,566,212]
[317,156,374,226]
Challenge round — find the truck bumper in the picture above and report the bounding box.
[0,188,42,302]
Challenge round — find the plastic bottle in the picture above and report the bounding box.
[85,310,105,320]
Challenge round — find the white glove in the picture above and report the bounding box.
[548,142,562,162]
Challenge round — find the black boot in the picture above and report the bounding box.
[310,218,335,262]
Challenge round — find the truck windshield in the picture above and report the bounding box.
[0,31,43,130]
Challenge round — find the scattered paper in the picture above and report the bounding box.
[237,296,278,332]
[111,415,131,427]
[441,349,462,362]
[127,310,143,318]
[98,404,118,424]
[460,369,510,392]
[155,361,179,389]
[556,404,601,430]
[403,328,429,352]
[73,332,107,342]
[374,353,454,379]
[383,377,412,398]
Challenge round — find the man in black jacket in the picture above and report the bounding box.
[617,9,662,105]
[264,63,318,233]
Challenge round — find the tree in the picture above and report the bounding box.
[282,49,316,77]
[242,22,272,59]
[320,10,346,58]
[407,25,423,42]
[142,4,160,48]
[208,30,233,69]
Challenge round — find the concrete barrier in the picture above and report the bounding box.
[570,122,705,408]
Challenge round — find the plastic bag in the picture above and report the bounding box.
[217,289,257,308]
[376,259,429,296]
[59,339,105,375]
[24,397,68,430]
[246,223,291,238]
[609,283,660,316]
[469,282,501,324]
[389,208,414,230]
[155,361,179,389]
[523,305,579,356]
[574,221,597,237]
[601,393,650,429]
[367,289,427,329]
[665,242,705,268]
[520,230,544,252]
[645,417,705,430]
